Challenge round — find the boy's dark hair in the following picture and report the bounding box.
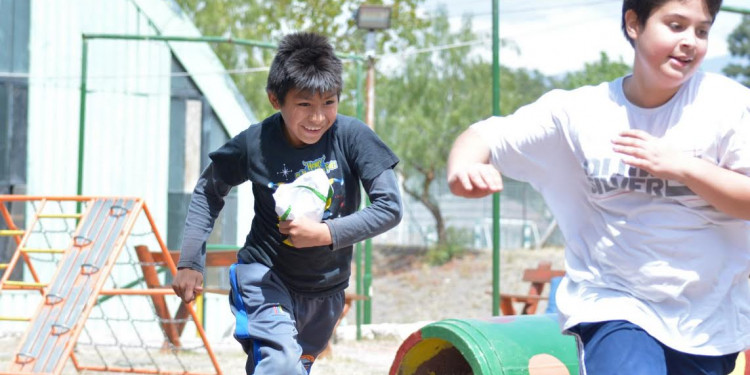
[266,32,343,105]
[621,0,723,47]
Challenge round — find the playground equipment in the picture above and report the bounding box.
[0,195,221,375]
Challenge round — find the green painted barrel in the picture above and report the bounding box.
[389,314,579,375]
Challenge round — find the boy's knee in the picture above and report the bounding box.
[238,332,305,374]
[257,342,306,374]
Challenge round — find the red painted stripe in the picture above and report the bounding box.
[389,330,423,375]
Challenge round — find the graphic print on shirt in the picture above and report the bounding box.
[267,155,344,219]
[584,158,695,198]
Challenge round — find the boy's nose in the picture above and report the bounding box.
[310,109,325,124]
[680,31,697,47]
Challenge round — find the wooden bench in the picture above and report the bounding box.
[500,261,565,315]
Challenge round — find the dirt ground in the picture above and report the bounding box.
[0,247,565,375]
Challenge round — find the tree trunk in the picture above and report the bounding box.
[402,169,447,246]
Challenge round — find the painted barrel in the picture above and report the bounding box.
[390,314,578,375]
[390,314,750,375]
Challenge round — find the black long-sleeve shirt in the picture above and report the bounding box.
[178,113,402,296]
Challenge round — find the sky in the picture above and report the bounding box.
[418,0,747,76]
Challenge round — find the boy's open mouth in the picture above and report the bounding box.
[671,55,693,64]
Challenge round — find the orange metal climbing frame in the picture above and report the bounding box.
[0,195,222,375]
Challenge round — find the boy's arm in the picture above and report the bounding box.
[324,168,403,250]
[172,163,233,303]
[614,129,750,220]
[447,127,504,198]
[679,159,750,220]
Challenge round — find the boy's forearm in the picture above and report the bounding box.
[447,127,492,177]
[681,158,750,220]
[326,169,402,249]
[178,165,231,272]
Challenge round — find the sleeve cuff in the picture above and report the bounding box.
[324,220,339,250]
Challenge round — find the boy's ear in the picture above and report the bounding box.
[624,9,641,41]
[267,92,281,110]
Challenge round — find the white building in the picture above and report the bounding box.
[0,0,256,341]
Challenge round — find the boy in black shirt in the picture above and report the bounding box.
[172,32,402,375]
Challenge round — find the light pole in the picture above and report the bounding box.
[356,4,392,130]
[355,4,392,327]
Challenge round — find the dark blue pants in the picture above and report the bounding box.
[228,263,345,375]
[570,320,738,375]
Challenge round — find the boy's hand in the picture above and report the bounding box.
[612,130,689,181]
[447,163,503,198]
[278,217,332,248]
[172,268,204,303]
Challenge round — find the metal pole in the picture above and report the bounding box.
[362,30,378,324]
[355,58,365,340]
[491,0,502,317]
[721,5,750,15]
[356,59,365,121]
[82,33,363,61]
[364,31,376,131]
[365,62,375,129]
[76,38,89,213]
[355,241,363,340]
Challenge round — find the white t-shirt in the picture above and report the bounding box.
[472,71,750,355]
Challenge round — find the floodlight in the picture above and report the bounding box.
[356,5,392,30]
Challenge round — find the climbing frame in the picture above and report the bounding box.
[0,196,222,375]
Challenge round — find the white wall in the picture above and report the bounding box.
[27,0,170,228]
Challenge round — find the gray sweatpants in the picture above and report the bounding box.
[228,263,345,375]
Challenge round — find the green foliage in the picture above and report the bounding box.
[375,10,486,246]
[377,11,487,182]
[552,52,631,90]
[174,0,431,118]
[425,227,472,266]
[498,66,550,115]
[723,15,750,87]
[375,9,552,246]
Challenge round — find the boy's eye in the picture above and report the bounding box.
[325,100,336,105]
[669,22,684,31]
[696,28,710,38]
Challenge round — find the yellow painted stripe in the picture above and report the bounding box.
[0,230,24,236]
[0,316,31,322]
[20,248,66,254]
[4,280,47,288]
[37,213,82,219]
[0,264,7,270]
[399,338,453,375]
[195,293,204,338]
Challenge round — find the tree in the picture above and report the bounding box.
[376,10,550,247]
[552,52,631,90]
[723,15,750,87]
[174,0,430,118]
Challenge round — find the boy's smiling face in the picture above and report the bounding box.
[626,0,712,93]
[269,88,339,148]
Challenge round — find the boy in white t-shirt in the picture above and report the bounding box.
[447,0,750,374]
